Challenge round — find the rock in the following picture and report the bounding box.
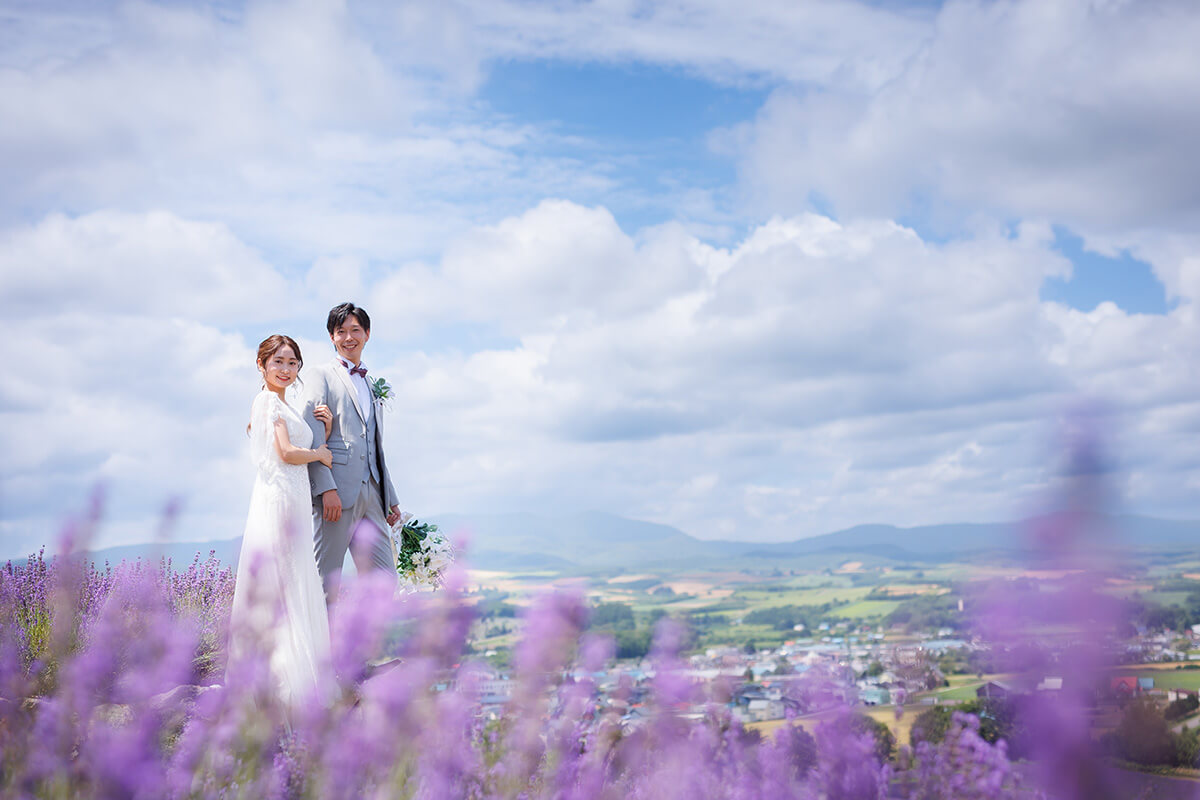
[365,657,404,679]
[93,703,133,727]
[150,683,221,711]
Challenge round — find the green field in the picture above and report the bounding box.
[469,567,945,652]
[837,600,901,619]
[750,705,919,749]
[626,597,697,614]
[1118,667,1200,691]
[731,586,876,610]
[932,683,985,701]
[1144,591,1193,607]
[778,574,857,589]
[695,622,788,650]
[466,556,1200,661]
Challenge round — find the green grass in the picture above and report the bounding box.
[778,575,856,589]
[897,566,971,582]
[733,586,876,610]
[1147,563,1200,577]
[16,602,51,670]
[626,594,698,612]
[472,630,519,650]
[1144,591,1193,607]
[695,622,787,650]
[933,683,984,701]
[1118,669,1200,691]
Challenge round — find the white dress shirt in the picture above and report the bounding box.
[340,356,373,422]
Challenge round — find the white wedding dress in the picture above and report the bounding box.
[229,390,332,707]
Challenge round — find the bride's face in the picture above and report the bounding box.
[261,345,301,392]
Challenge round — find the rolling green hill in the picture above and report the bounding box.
[44,511,1200,573]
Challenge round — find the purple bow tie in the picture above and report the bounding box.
[342,360,367,378]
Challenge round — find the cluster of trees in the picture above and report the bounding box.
[591,602,636,628]
[1165,694,1200,721]
[590,602,647,659]
[589,602,691,659]
[729,575,1200,639]
[1123,586,1200,634]
[1103,697,1200,768]
[909,698,1032,758]
[749,713,893,765]
[911,694,1200,769]
[851,714,896,762]
[716,584,969,637]
[884,592,963,633]
[476,598,519,619]
[740,602,844,632]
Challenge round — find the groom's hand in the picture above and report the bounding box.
[322,490,343,522]
[386,505,401,526]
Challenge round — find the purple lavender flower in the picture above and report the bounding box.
[0,453,1147,800]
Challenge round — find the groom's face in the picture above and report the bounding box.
[331,315,370,363]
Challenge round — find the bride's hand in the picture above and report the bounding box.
[314,404,333,438]
[314,444,333,468]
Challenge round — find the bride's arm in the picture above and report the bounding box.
[274,418,332,466]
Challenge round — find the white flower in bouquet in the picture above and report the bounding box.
[391,514,454,592]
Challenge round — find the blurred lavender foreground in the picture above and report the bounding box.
[0,455,1192,799]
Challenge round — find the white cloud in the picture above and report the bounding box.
[0,0,435,159]
[463,0,931,90]
[305,254,366,310]
[345,203,1200,542]
[0,210,291,321]
[0,209,294,556]
[732,0,1200,234]
[439,200,705,327]
[0,1,621,264]
[0,312,258,556]
[5,0,1200,557]
[3,201,1200,555]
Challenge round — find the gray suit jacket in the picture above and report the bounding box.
[301,357,400,513]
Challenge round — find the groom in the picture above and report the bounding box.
[302,302,401,603]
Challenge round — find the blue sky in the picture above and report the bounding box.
[2,0,1200,558]
[481,61,758,229]
[1043,228,1171,315]
[484,59,1172,317]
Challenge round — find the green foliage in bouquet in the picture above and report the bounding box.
[392,515,454,590]
[396,518,439,573]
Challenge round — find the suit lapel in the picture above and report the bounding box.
[332,357,367,424]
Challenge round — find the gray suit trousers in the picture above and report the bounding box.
[313,475,396,602]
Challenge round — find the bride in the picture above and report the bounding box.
[229,334,335,707]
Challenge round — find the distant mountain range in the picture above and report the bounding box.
[36,510,1200,574]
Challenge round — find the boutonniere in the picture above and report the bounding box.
[370,376,393,408]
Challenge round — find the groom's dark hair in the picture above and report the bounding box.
[327,302,371,335]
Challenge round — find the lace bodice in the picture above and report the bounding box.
[249,391,313,499]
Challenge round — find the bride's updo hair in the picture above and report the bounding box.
[256,334,304,373]
[249,334,304,434]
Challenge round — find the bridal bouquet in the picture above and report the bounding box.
[391,512,454,591]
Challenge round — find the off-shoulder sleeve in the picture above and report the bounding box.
[249,391,283,469]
